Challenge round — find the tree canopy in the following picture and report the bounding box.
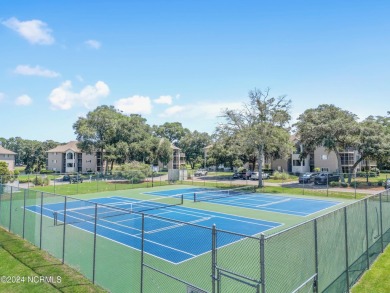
[218,88,292,187]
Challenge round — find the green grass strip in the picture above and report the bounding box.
[0,227,106,293]
[351,245,390,293]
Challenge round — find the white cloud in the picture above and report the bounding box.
[85,39,101,49]
[48,80,110,110]
[0,92,5,103]
[154,95,173,105]
[160,105,186,117]
[159,101,242,119]
[15,94,32,106]
[76,75,84,82]
[14,65,60,78]
[114,95,152,115]
[2,17,54,45]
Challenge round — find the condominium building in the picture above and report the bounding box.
[46,141,102,173]
[0,146,16,171]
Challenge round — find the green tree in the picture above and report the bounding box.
[179,131,211,169]
[0,161,11,184]
[347,116,390,182]
[73,105,122,173]
[220,88,292,187]
[295,104,360,182]
[153,122,190,146]
[157,139,173,167]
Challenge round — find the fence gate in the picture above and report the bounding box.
[216,268,261,293]
[213,227,263,293]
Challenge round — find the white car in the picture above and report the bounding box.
[194,169,208,176]
[250,172,270,180]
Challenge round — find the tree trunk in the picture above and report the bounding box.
[348,156,364,184]
[257,145,264,188]
[334,149,344,182]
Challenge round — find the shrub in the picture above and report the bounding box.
[378,180,383,186]
[350,181,360,188]
[13,170,20,176]
[340,182,348,188]
[114,161,151,184]
[40,170,55,174]
[329,182,340,187]
[32,176,50,186]
[273,171,290,180]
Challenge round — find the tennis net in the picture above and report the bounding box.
[54,194,184,226]
[193,186,256,202]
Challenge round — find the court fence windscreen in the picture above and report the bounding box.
[0,183,389,293]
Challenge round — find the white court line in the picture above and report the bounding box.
[146,217,211,234]
[192,193,343,217]
[30,204,197,257]
[255,198,292,207]
[111,196,279,227]
[24,206,191,265]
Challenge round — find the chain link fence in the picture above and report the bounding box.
[2,170,388,199]
[0,183,389,292]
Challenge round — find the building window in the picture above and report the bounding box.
[321,168,329,172]
[293,160,305,166]
[321,155,328,160]
[340,153,354,166]
[52,160,57,163]
[67,163,74,167]
[86,160,92,163]
[67,153,74,159]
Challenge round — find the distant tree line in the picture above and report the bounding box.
[2,92,389,184]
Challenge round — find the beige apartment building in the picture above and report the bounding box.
[46,141,102,173]
[48,140,184,173]
[157,142,186,170]
[0,146,16,171]
[272,142,376,174]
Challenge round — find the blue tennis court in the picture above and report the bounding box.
[147,187,341,216]
[25,196,281,264]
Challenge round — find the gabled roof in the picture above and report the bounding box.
[0,146,16,155]
[46,141,81,153]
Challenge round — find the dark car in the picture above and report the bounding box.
[62,175,71,182]
[385,179,390,189]
[314,173,340,185]
[70,175,83,184]
[299,172,319,184]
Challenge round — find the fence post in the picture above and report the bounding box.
[92,203,98,284]
[140,213,145,293]
[8,186,13,232]
[343,207,350,291]
[39,192,44,249]
[0,185,2,227]
[364,199,370,269]
[260,233,266,293]
[62,197,67,264]
[380,192,384,253]
[212,224,217,293]
[22,188,26,239]
[314,219,319,292]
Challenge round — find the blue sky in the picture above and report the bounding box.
[1,1,389,142]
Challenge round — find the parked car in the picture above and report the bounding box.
[232,170,252,179]
[62,175,71,182]
[250,172,270,180]
[70,175,83,184]
[299,172,319,184]
[232,172,242,179]
[194,169,208,177]
[314,173,340,185]
[385,179,390,189]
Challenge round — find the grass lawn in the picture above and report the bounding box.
[0,227,105,293]
[352,245,390,293]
